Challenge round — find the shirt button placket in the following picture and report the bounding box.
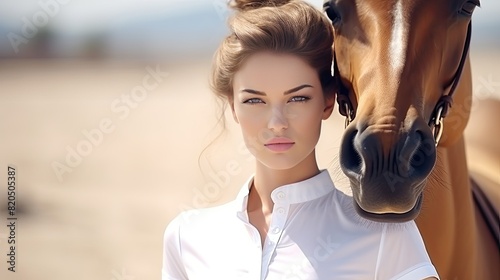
[271,206,286,237]
[267,199,288,253]
[262,190,290,278]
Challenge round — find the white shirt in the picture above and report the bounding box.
[163,170,439,280]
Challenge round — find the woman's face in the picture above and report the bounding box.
[231,52,334,170]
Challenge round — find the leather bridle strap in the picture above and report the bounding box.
[333,53,355,128]
[429,21,472,146]
[324,0,355,128]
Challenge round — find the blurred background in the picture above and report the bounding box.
[0,0,498,279]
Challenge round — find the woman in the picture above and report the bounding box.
[163,0,439,279]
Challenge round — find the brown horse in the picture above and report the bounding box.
[323,0,499,279]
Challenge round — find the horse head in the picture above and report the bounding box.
[324,0,479,222]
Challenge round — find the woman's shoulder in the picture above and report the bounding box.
[163,199,245,261]
[376,220,438,279]
[164,176,252,240]
[166,200,237,232]
[327,190,437,278]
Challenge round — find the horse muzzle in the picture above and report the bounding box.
[339,117,437,222]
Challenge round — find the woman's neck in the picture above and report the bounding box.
[248,152,320,214]
[246,151,320,247]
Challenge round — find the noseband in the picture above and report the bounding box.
[327,4,472,147]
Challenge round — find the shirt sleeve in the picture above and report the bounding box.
[375,222,440,280]
[162,213,188,280]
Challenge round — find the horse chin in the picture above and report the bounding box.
[353,194,423,223]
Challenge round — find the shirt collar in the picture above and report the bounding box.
[234,169,334,213]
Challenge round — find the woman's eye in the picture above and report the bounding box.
[243,98,264,104]
[289,96,310,103]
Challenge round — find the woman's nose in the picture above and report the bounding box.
[268,106,289,131]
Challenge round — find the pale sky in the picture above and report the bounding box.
[0,0,498,34]
[0,0,200,32]
[0,0,495,24]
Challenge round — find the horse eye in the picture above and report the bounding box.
[460,1,479,16]
[323,1,341,25]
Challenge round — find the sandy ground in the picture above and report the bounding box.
[0,48,498,280]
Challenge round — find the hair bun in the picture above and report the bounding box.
[229,0,292,12]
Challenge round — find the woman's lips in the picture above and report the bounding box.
[265,137,295,152]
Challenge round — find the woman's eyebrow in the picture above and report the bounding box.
[240,84,313,95]
[240,88,265,95]
[284,84,313,95]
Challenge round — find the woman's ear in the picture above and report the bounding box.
[322,94,335,120]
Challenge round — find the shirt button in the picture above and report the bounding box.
[276,207,285,214]
[272,227,281,234]
[276,191,285,200]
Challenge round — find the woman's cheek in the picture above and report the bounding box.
[239,119,273,149]
[283,105,300,120]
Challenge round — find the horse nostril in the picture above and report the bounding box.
[409,129,437,178]
[409,131,424,167]
[340,127,362,175]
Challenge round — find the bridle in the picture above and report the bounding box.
[429,22,472,146]
[325,4,472,147]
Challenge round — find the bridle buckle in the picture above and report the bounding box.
[344,102,354,128]
[430,106,445,147]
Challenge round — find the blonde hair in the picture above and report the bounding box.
[210,0,335,103]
